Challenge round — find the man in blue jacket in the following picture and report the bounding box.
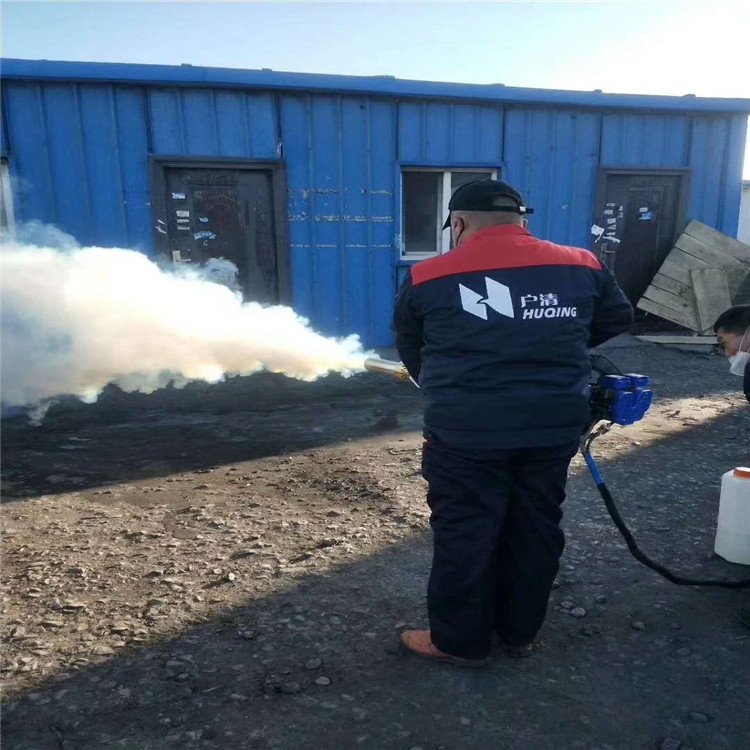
[394,179,633,666]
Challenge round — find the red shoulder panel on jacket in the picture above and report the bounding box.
[411,226,601,286]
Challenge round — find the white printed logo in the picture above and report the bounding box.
[459,278,515,320]
[520,292,577,319]
[459,281,578,321]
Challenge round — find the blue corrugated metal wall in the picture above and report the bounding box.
[397,101,503,165]
[280,94,396,343]
[2,82,153,249]
[1,78,747,347]
[688,114,746,234]
[147,87,278,158]
[503,107,600,249]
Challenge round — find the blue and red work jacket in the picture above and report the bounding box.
[394,224,634,449]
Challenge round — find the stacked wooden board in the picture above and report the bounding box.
[637,220,750,333]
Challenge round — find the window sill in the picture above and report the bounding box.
[399,254,439,264]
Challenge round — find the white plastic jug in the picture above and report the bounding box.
[714,467,750,565]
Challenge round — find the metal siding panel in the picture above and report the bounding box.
[398,101,423,162]
[425,102,451,163]
[341,97,369,338]
[279,95,314,320]
[502,108,531,195]
[688,114,746,235]
[601,113,690,166]
[646,115,689,164]
[79,84,128,246]
[0,89,8,153]
[146,87,278,158]
[368,99,397,346]
[503,107,600,247]
[688,116,727,227]
[446,104,503,164]
[181,89,218,154]
[643,115,667,165]
[247,93,278,158]
[476,106,503,164]
[213,90,249,157]
[42,83,92,243]
[569,111,600,248]
[451,104,476,163]
[719,115,747,236]
[310,96,343,335]
[398,100,503,166]
[281,94,396,345]
[148,88,185,153]
[3,83,56,224]
[114,87,151,252]
[688,117,710,224]
[603,113,624,163]
[548,110,575,244]
[547,109,601,247]
[522,109,555,238]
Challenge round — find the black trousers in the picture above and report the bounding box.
[421,434,578,660]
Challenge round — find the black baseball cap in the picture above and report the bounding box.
[442,179,534,229]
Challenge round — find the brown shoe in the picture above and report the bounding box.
[399,630,491,668]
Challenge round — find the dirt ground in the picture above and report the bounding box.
[2,337,749,750]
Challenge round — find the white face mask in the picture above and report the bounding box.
[728,329,749,376]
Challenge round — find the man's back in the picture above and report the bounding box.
[394,224,633,449]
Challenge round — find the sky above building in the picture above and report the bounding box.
[2,1,750,177]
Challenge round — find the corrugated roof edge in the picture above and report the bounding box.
[2,58,750,114]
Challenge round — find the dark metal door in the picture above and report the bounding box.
[595,172,684,303]
[163,167,279,303]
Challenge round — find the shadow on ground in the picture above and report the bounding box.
[1,371,422,502]
[3,390,749,750]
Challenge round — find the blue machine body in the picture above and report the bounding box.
[592,373,653,426]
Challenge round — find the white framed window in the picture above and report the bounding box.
[0,158,15,236]
[401,167,498,258]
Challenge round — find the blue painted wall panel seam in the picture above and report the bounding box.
[37,83,58,223]
[272,92,283,159]
[365,98,374,342]
[1,88,11,154]
[142,87,155,153]
[305,95,318,312]
[336,95,346,330]
[545,111,556,238]
[107,84,130,245]
[73,84,95,240]
[176,89,187,153]
[420,102,426,162]
[209,89,220,154]
[244,93,255,157]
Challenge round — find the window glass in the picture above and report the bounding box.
[403,171,441,256]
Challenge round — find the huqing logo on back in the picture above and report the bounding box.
[459,281,577,320]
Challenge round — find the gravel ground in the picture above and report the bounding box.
[2,338,749,750]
